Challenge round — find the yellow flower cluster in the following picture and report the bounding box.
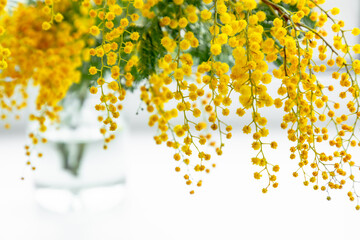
[1,0,360,210]
[87,0,141,147]
[0,0,6,13]
[0,1,94,169]
[0,0,9,70]
[0,29,9,70]
[82,0,360,209]
[39,0,65,31]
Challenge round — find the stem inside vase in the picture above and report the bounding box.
[55,84,89,177]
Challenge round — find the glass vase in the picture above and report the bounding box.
[31,90,127,214]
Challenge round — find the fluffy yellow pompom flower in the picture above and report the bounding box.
[131,13,139,21]
[201,9,212,20]
[42,21,51,30]
[89,26,100,36]
[332,24,340,32]
[89,66,98,75]
[256,11,266,21]
[89,86,98,94]
[353,44,360,54]
[54,13,64,22]
[174,68,184,80]
[130,32,140,41]
[210,44,221,55]
[331,8,340,15]
[174,125,185,137]
[89,9,97,18]
[180,39,190,50]
[0,60,7,69]
[134,0,143,9]
[178,17,188,28]
[120,18,129,27]
[108,81,119,91]
[188,14,198,23]
[243,0,257,10]
[352,28,360,36]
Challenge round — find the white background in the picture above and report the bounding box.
[1,130,360,240]
[1,0,360,239]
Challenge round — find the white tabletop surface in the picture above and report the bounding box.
[0,129,359,240]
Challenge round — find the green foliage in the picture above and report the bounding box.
[188,21,212,65]
[135,18,166,86]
